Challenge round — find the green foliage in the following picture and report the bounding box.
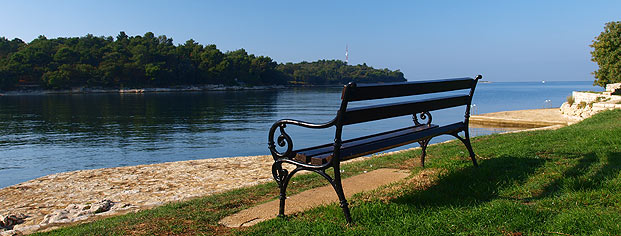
[0,32,404,90]
[566,95,575,105]
[591,21,621,87]
[594,96,610,103]
[0,37,25,59]
[0,67,18,90]
[42,69,70,88]
[578,101,587,109]
[278,60,405,85]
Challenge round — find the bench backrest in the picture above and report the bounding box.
[337,75,481,126]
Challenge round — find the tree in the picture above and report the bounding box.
[53,47,80,64]
[591,21,621,87]
[0,37,25,59]
[0,66,17,90]
[42,68,71,88]
[0,32,406,89]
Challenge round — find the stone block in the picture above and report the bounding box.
[606,83,621,93]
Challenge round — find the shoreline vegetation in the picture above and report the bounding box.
[0,32,405,91]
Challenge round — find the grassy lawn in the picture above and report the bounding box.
[36,110,621,235]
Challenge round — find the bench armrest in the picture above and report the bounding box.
[268,118,336,160]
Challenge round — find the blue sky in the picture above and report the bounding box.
[1,0,620,82]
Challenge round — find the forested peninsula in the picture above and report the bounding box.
[0,32,405,91]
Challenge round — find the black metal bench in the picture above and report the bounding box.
[268,75,482,224]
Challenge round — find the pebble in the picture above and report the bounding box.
[0,230,23,236]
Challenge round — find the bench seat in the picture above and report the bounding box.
[293,122,466,165]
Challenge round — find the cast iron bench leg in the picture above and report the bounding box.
[464,133,478,167]
[272,162,290,217]
[278,183,287,217]
[332,164,353,224]
[451,131,478,167]
[418,138,431,168]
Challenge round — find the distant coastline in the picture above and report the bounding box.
[0,84,293,96]
[0,32,405,91]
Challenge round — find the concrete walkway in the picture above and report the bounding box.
[219,168,410,227]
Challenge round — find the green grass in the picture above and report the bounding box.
[36,110,621,236]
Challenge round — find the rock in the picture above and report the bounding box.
[606,83,621,94]
[39,199,115,225]
[0,214,27,230]
[91,199,114,214]
[0,230,23,236]
[109,203,135,212]
[11,224,39,234]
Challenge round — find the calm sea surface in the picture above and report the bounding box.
[0,81,601,188]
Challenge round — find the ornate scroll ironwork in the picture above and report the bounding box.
[268,123,293,159]
[268,118,336,162]
[272,164,288,185]
[413,111,432,126]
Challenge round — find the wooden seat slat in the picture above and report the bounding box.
[342,95,470,125]
[348,77,474,101]
[309,122,465,165]
[293,124,439,163]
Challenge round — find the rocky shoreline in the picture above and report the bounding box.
[0,155,276,235]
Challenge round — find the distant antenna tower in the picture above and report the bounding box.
[345,44,349,64]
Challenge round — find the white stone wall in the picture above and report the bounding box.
[571,91,602,103]
[560,91,621,119]
[606,83,621,94]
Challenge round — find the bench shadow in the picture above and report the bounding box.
[529,151,621,200]
[392,151,621,208]
[392,155,545,207]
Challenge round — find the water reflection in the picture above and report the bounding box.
[0,91,282,187]
[469,124,524,137]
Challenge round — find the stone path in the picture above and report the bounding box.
[218,168,410,227]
